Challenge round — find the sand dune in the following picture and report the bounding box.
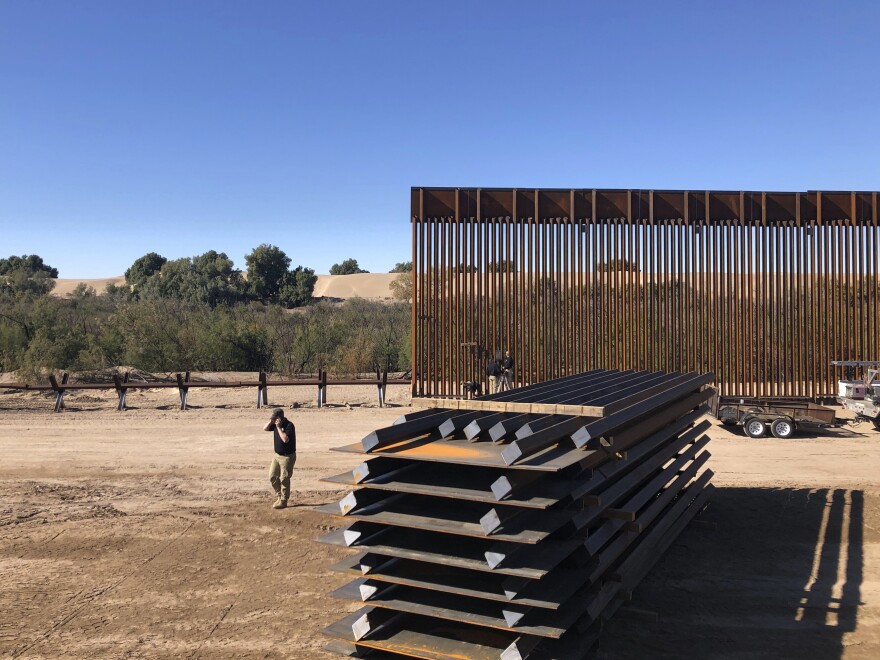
[312,273,397,300]
[51,273,398,301]
[52,277,127,297]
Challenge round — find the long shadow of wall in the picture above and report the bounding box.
[593,487,866,659]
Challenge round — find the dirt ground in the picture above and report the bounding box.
[2,383,880,659]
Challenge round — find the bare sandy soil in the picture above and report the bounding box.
[1,383,879,659]
[51,277,127,297]
[51,273,397,301]
[312,273,396,301]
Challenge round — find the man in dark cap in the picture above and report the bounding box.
[263,408,296,509]
[500,349,514,391]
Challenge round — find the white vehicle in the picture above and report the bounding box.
[834,361,880,431]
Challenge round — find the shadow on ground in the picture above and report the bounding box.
[594,487,868,659]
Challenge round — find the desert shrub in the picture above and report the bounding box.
[244,245,315,307]
[0,254,411,377]
[278,266,317,308]
[135,252,246,307]
[389,272,412,302]
[330,258,368,275]
[0,254,58,278]
[125,252,166,287]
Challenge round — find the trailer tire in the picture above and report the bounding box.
[743,417,767,438]
[770,418,796,439]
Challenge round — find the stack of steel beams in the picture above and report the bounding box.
[317,369,715,659]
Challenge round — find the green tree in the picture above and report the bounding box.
[69,283,97,299]
[115,299,190,371]
[278,266,317,308]
[330,258,368,275]
[0,268,55,298]
[596,258,639,272]
[135,251,245,307]
[0,256,411,378]
[245,244,292,301]
[12,292,120,375]
[125,252,167,287]
[390,261,412,273]
[327,299,411,374]
[488,259,516,273]
[137,257,189,300]
[389,272,412,303]
[104,281,134,302]
[0,255,59,358]
[0,254,58,298]
[0,254,59,278]
[189,250,245,306]
[289,303,333,373]
[0,292,36,368]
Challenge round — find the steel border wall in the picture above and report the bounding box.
[411,188,880,399]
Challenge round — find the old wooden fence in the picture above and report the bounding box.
[0,369,409,412]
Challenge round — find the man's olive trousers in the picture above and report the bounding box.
[269,453,296,502]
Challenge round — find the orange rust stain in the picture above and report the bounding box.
[382,438,415,451]
[394,643,472,660]
[397,444,487,459]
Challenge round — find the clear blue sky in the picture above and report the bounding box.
[2,1,878,278]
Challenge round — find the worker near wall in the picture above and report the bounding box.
[264,408,296,509]
[500,350,514,391]
[487,358,501,393]
[462,379,482,398]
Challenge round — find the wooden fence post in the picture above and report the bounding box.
[176,372,190,410]
[375,369,388,408]
[49,372,69,412]
[257,370,268,408]
[317,369,327,408]
[114,372,130,411]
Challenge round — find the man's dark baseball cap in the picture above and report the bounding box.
[271,408,285,419]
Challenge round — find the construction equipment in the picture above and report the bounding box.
[834,361,880,430]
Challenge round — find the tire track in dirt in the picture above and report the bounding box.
[187,592,241,660]
[11,519,196,658]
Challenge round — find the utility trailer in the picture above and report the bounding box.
[833,360,880,431]
[713,397,837,438]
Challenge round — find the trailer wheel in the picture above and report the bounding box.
[770,418,796,439]
[743,417,767,438]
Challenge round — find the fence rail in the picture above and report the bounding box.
[0,369,409,412]
[412,187,880,399]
